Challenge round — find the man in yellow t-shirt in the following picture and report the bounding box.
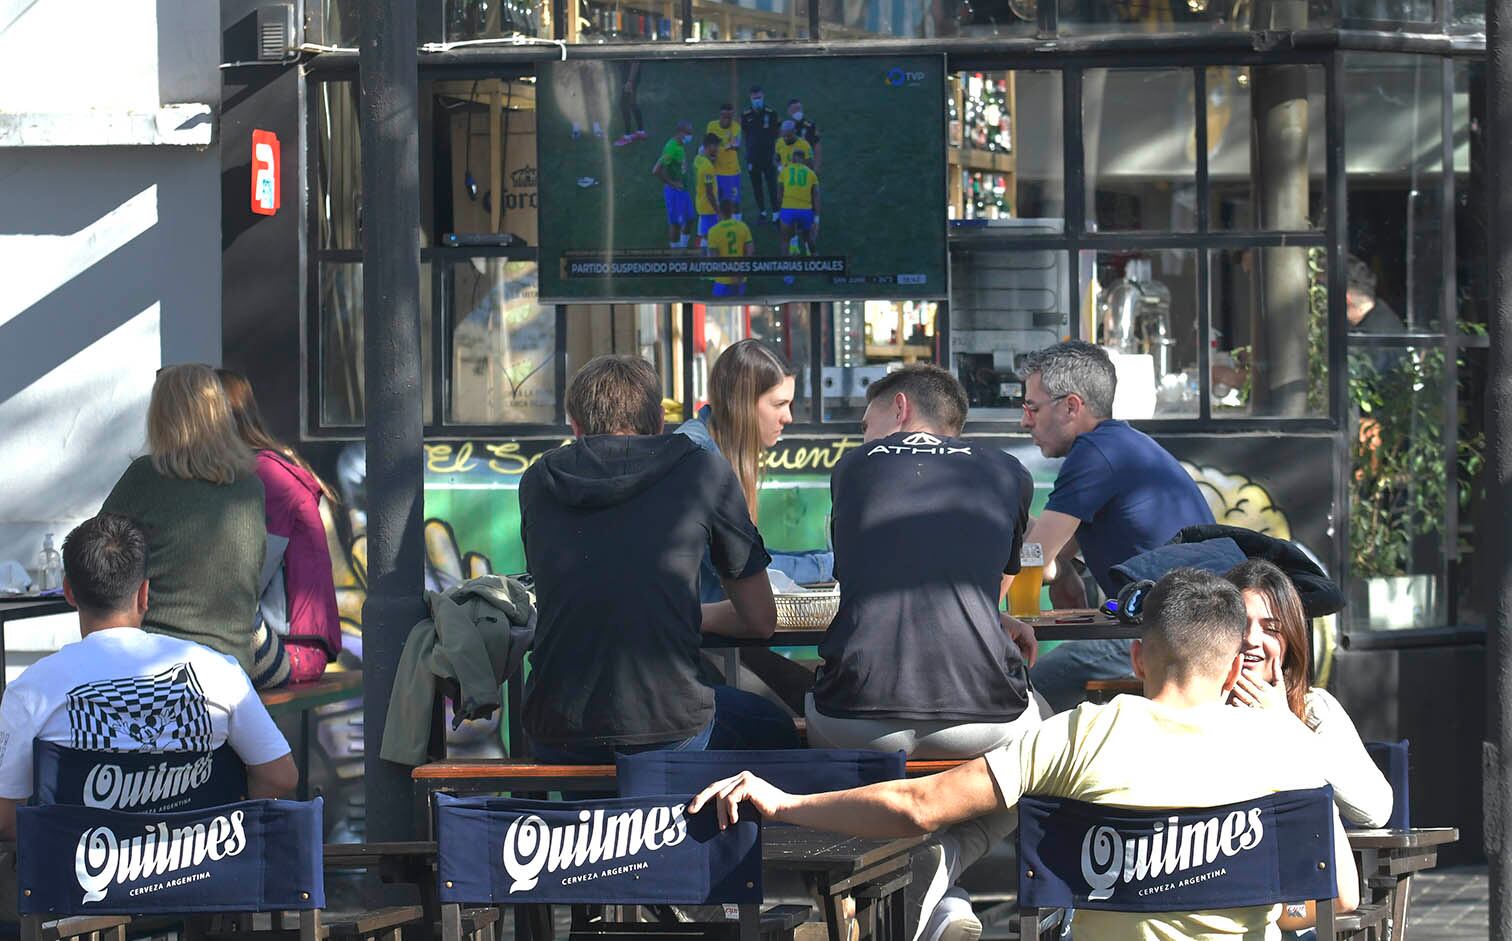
[774,120,814,170]
[778,152,820,260]
[691,569,1359,941]
[691,134,722,249]
[706,201,754,298]
[705,104,744,219]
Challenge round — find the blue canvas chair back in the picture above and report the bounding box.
[17,797,325,917]
[617,748,905,799]
[33,740,249,814]
[1017,786,1336,913]
[1364,740,1410,830]
[435,793,761,906]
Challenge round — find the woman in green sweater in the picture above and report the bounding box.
[101,365,275,685]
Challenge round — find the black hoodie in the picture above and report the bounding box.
[520,434,771,748]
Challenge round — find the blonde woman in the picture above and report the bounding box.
[676,339,832,602]
[101,365,278,686]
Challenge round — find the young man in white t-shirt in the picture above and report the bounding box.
[0,513,296,841]
[692,569,1360,941]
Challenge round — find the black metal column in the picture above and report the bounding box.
[360,0,426,842]
[1488,0,1512,929]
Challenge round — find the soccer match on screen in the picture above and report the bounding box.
[536,55,947,303]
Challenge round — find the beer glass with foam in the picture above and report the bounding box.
[1007,542,1046,617]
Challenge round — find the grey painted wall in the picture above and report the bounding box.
[0,0,222,666]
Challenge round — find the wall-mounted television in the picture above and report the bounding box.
[537,54,947,303]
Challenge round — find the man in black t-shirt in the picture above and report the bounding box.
[520,355,800,762]
[808,364,1042,941]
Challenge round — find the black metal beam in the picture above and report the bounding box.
[359,0,426,843]
[305,28,1488,76]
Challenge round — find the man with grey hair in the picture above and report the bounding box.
[1017,340,1215,712]
[1344,254,1404,374]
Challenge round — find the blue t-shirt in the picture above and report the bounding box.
[1044,420,1215,598]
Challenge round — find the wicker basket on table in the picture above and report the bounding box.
[774,585,841,630]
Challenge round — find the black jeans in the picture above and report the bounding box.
[748,160,780,213]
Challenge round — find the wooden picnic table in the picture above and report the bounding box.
[0,597,73,695]
[1345,828,1459,940]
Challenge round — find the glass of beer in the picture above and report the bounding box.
[1008,542,1046,617]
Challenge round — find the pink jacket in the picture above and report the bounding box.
[256,451,342,657]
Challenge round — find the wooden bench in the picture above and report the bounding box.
[1082,677,1143,704]
[260,671,363,800]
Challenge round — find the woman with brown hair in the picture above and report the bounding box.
[676,338,832,601]
[1225,558,1392,827]
[101,365,272,683]
[218,369,342,685]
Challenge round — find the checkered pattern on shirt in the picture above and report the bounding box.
[66,662,213,752]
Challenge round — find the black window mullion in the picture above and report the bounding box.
[433,260,448,427]
[1064,66,1085,339]
[809,302,824,423]
[1440,55,1460,618]
[1325,50,1352,591]
[554,304,568,425]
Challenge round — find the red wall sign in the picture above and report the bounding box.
[251,130,281,216]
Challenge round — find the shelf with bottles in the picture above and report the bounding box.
[947,72,1017,220]
[689,0,810,40]
[957,170,1015,220]
[570,0,681,40]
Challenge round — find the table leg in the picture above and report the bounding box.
[297,708,313,801]
[722,649,741,689]
[1391,871,1413,940]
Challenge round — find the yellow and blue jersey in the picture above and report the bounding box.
[692,153,719,216]
[708,218,753,285]
[774,137,813,168]
[780,164,818,210]
[705,120,741,176]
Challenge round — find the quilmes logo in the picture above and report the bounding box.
[1080,808,1265,901]
[83,753,216,811]
[503,805,688,893]
[885,66,927,87]
[74,810,248,904]
[867,432,972,456]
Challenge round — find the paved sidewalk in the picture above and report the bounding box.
[1408,864,1488,938]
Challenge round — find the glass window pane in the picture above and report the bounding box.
[692,304,813,417]
[1058,0,1324,36]
[564,305,675,403]
[449,260,556,423]
[693,0,811,38]
[949,71,1063,221]
[1090,250,1199,418]
[438,80,539,245]
[1339,0,1434,25]
[315,81,361,251]
[1084,70,1197,233]
[821,301,941,422]
[1209,247,1329,418]
[319,262,435,426]
[950,248,1071,422]
[1208,66,1326,231]
[572,0,683,38]
[818,0,936,37]
[439,0,551,39]
[1346,344,1451,629]
[1345,54,1445,331]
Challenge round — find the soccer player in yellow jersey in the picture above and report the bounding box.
[779,151,820,260]
[691,134,721,249]
[705,104,743,219]
[773,120,814,170]
[707,201,754,298]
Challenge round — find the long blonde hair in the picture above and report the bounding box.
[147,365,254,485]
[707,340,793,522]
[217,368,339,503]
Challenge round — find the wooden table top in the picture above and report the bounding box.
[0,597,72,621]
[1346,827,1460,850]
[708,609,1140,646]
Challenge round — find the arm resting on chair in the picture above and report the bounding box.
[248,753,299,799]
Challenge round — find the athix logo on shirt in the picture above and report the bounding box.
[74,810,248,904]
[1079,807,1265,901]
[867,432,972,456]
[503,804,689,893]
[82,752,216,811]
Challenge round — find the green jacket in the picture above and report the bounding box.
[379,575,536,765]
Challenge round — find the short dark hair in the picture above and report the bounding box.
[750,85,763,93]
[703,132,722,148]
[720,103,734,111]
[1022,340,1117,419]
[1346,254,1377,297]
[566,355,664,436]
[864,363,969,435]
[1141,568,1247,682]
[63,514,148,614]
[787,98,801,106]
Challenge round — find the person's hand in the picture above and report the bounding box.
[1229,669,1287,712]
[1000,613,1038,667]
[689,772,793,829]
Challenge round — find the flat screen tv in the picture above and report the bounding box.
[536,54,947,303]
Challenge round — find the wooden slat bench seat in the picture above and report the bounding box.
[1083,677,1143,703]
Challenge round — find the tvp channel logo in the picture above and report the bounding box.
[885,66,927,87]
